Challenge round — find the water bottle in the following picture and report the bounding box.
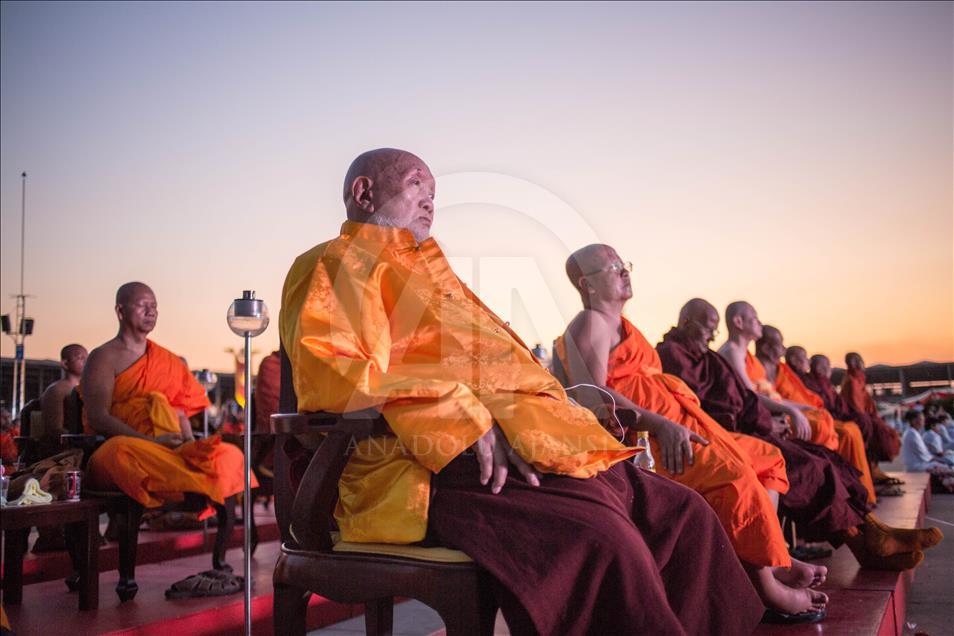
[634,430,655,472]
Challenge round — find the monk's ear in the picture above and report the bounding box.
[351,176,375,213]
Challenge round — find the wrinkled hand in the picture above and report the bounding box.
[653,419,709,475]
[155,433,184,448]
[471,424,541,494]
[789,408,812,441]
[771,415,790,437]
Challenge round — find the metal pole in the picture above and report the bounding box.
[20,172,26,297]
[243,338,252,636]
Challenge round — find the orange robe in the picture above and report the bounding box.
[772,362,876,504]
[280,221,635,544]
[841,368,901,460]
[746,353,839,451]
[83,340,253,507]
[556,319,792,568]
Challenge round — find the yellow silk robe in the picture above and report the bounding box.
[280,221,636,543]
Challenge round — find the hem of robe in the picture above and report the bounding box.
[87,436,255,508]
[834,420,877,504]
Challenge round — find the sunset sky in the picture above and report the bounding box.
[1,1,951,374]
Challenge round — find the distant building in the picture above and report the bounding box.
[0,357,236,412]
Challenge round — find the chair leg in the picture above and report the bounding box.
[437,573,498,636]
[273,582,310,636]
[364,597,394,636]
[2,528,29,605]
[213,495,236,571]
[116,499,143,602]
[249,494,259,555]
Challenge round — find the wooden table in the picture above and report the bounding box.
[1,499,104,610]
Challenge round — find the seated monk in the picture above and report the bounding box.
[657,299,940,570]
[81,282,255,521]
[797,352,900,488]
[754,327,877,504]
[280,148,765,635]
[797,353,874,445]
[717,303,833,449]
[553,244,829,622]
[841,352,903,475]
[40,344,88,448]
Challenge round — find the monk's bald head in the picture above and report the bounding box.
[679,298,717,327]
[343,148,435,243]
[677,298,719,351]
[756,324,785,360]
[565,243,632,307]
[116,282,153,307]
[785,345,809,373]
[810,354,831,378]
[845,352,864,371]
[725,301,762,340]
[115,282,158,334]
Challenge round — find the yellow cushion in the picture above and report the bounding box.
[330,532,473,563]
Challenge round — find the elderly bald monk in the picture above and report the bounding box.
[81,282,252,510]
[552,244,833,622]
[841,352,903,465]
[658,299,940,570]
[753,327,877,504]
[280,149,765,635]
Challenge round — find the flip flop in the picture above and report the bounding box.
[876,485,904,497]
[761,607,827,624]
[164,570,244,599]
[874,476,905,486]
[789,545,833,561]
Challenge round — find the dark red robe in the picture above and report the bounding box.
[806,370,899,462]
[428,454,765,636]
[656,328,871,542]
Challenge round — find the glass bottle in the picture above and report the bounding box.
[633,430,655,472]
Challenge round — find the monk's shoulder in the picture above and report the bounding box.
[567,310,613,346]
[42,378,72,400]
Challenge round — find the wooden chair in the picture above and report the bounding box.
[270,347,498,636]
[62,389,239,601]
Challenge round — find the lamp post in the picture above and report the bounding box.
[2,172,34,418]
[226,291,268,636]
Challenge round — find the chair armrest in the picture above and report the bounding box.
[283,410,390,551]
[270,408,386,436]
[60,434,105,450]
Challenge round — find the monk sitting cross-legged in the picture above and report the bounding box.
[81,282,256,582]
[553,244,828,624]
[658,299,941,571]
[279,148,766,636]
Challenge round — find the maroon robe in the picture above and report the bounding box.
[803,370,898,462]
[657,328,870,542]
[428,454,765,636]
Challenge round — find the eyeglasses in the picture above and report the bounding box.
[584,261,633,276]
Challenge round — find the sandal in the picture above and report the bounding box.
[875,476,904,486]
[876,485,904,497]
[789,545,832,561]
[762,607,827,624]
[164,570,244,599]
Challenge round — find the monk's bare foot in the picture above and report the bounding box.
[750,566,829,615]
[864,514,943,556]
[774,558,827,588]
